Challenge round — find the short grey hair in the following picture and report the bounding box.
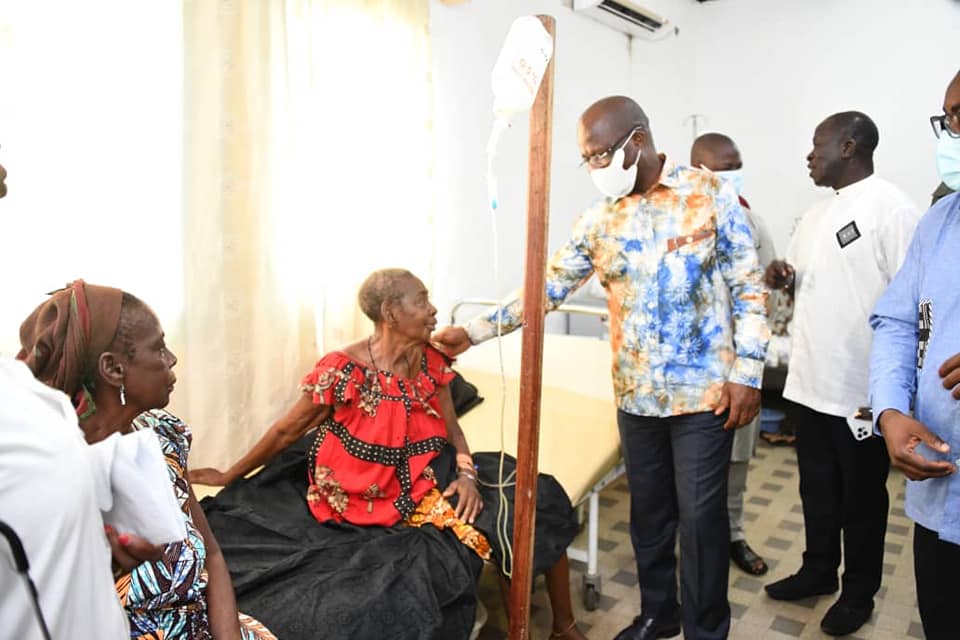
[357,268,416,323]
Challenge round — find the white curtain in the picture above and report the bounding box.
[0,1,434,470]
[179,0,434,468]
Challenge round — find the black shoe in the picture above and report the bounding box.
[820,599,874,636]
[612,610,681,640]
[765,571,838,601]
[731,540,769,576]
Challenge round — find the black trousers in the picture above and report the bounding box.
[792,402,890,604]
[618,410,733,640]
[914,523,960,640]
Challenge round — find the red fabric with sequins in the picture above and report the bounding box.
[300,345,455,526]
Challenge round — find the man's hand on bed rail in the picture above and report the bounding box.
[715,382,761,430]
[432,326,472,357]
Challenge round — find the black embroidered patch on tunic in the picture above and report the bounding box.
[836,220,861,248]
[918,299,933,370]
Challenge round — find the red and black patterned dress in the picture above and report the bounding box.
[202,345,576,640]
[300,346,489,558]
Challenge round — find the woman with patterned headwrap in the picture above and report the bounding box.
[18,280,275,640]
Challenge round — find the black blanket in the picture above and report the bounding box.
[204,438,483,640]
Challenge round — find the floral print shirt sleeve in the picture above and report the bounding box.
[464,157,769,417]
[715,180,769,387]
[463,207,598,339]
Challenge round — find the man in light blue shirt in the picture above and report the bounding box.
[869,69,960,640]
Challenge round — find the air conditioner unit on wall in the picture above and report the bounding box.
[569,0,675,39]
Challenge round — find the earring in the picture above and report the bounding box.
[119,383,126,406]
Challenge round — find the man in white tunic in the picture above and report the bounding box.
[763,112,920,636]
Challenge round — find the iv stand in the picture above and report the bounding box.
[683,113,707,140]
[508,13,555,640]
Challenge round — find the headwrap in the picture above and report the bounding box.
[18,279,124,417]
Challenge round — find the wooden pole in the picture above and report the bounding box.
[508,14,555,640]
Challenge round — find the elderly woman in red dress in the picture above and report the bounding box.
[192,268,586,640]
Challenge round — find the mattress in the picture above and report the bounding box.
[454,330,620,505]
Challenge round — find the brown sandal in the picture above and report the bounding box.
[760,431,796,446]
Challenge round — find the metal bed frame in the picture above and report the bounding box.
[449,299,625,610]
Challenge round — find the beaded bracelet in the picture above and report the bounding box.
[457,469,478,483]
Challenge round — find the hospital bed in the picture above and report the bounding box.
[450,301,624,610]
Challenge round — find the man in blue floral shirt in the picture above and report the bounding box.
[435,96,768,640]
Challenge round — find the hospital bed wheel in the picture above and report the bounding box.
[583,585,599,611]
[582,574,601,611]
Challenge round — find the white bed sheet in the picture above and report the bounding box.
[454,330,620,505]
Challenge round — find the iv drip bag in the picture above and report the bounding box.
[490,16,554,118]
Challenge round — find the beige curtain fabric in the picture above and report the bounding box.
[177,0,433,468]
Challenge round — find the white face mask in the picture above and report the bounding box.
[589,139,641,199]
[714,168,744,196]
[936,132,960,191]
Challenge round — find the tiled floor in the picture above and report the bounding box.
[476,439,923,639]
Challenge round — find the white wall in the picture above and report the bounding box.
[430,0,960,313]
[429,0,633,325]
[630,0,960,253]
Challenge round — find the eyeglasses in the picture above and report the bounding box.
[929,113,960,139]
[580,127,640,168]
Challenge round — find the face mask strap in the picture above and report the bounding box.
[618,127,640,152]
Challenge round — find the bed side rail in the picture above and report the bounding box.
[449,298,609,325]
